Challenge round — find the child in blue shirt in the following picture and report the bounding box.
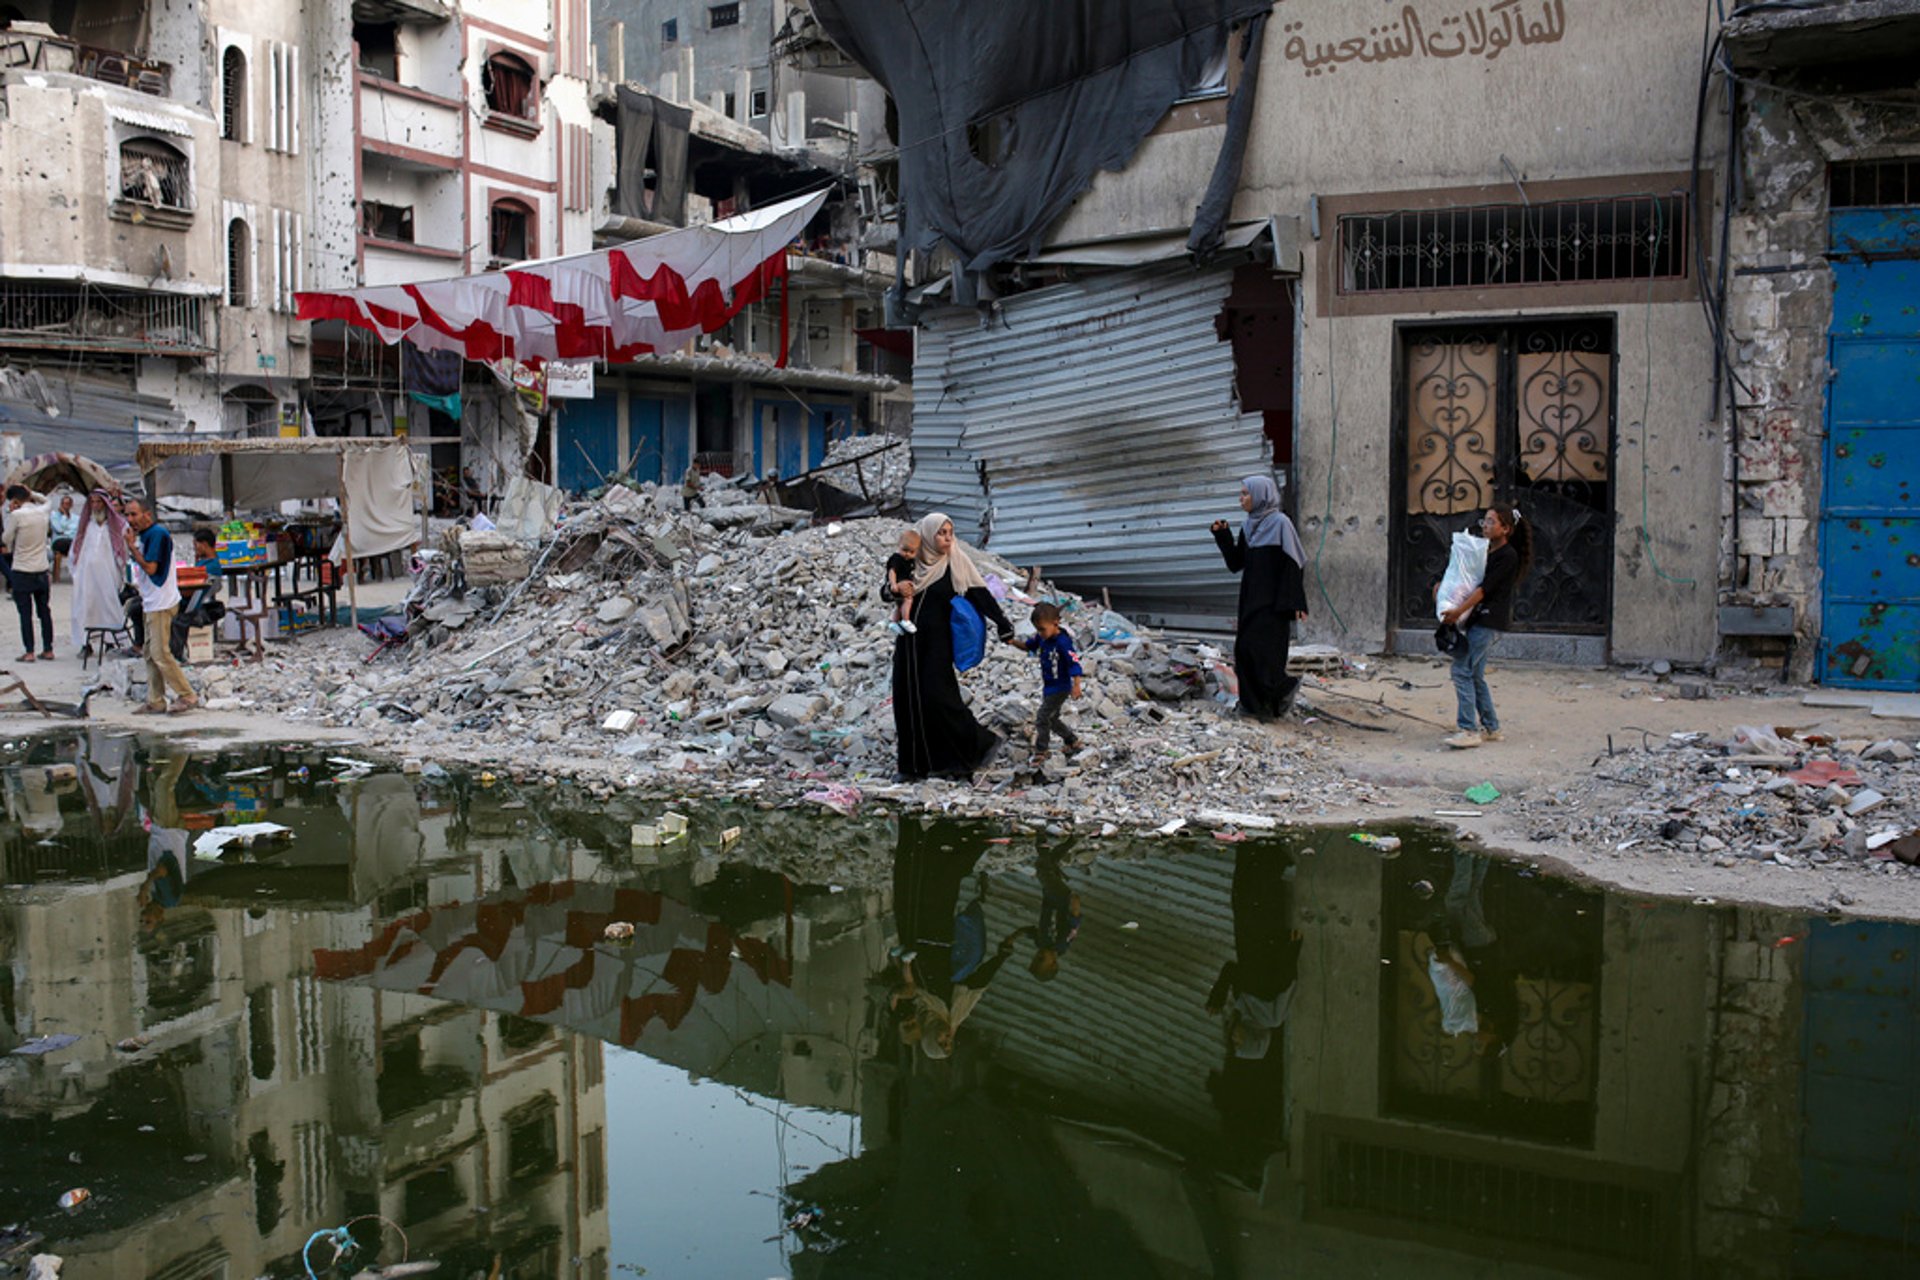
[1010,601,1083,762]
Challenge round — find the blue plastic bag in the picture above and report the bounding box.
[950,595,986,672]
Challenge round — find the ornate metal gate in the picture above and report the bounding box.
[1393,319,1615,636]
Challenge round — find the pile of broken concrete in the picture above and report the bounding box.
[1516,723,1920,877]
[229,479,1378,832]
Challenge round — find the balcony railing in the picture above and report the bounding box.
[0,284,210,356]
[0,30,172,97]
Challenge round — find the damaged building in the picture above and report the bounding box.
[810,0,1736,661]
[1717,0,1920,690]
[0,0,326,471]
[545,1,907,495]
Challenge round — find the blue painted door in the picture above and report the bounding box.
[663,396,693,486]
[1822,209,1920,688]
[808,404,848,470]
[557,395,618,493]
[625,397,663,487]
[1798,920,1920,1272]
[756,399,805,478]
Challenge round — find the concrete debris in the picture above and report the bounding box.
[221,488,1381,833]
[1507,726,1920,876]
[819,435,911,507]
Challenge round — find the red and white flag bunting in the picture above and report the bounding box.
[296,189,828,367]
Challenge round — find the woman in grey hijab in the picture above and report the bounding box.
[1210,475,1309,720]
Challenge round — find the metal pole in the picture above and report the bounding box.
[339,455,360,626]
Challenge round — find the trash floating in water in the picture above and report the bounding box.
[193,822,293,858]
[802,783,862,816]
[1349,832,1403,855]
[9,1034,79,1057]
[56,1189,90,1211]
[603,921,636,943]
[631,812,689,847]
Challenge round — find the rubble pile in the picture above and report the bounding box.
[817,436,910,507]
[1514,725,1920,879]
[225,482,1377,830]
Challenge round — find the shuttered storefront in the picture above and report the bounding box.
[907,263,1274,623]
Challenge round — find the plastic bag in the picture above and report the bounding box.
[949,596,986,672]
[1427,952,1480,1036]
[1435,531,1489,620]
[1726,724,1790,756]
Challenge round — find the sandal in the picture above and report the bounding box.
[16,653,32,663]
[167,697,199,715]
[39,650,53,661]
[131,703,168,715]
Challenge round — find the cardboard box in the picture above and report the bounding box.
[186,626,214,664]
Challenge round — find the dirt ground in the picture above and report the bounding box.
[2,578,1915,921]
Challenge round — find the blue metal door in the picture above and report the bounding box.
[1798,919,1920,1273]
[557,395,618,493]
[1822,210,1920,688]
[625,398,663,486]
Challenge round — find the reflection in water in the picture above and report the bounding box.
[0,733,1915,1278]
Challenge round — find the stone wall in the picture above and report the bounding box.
[1723,88,1920,677]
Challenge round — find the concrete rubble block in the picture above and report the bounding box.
[1863,739,1916,763]
[767,692,828,728]
[602,709,639,733]
[598,596,637,624]
[763,649,790,676]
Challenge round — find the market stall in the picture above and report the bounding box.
[136,438,424,636]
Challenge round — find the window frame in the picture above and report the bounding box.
[116,136,194,215]
[226,216,253,308]
[709,3,740,28]
[1314,172,1707,319]
[480,47,541,131]
[661,17,678,44]
[488,196,536,266]
[221,45,249,142]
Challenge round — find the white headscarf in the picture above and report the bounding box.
[1242,475,1305,568]
[910,511,989,594]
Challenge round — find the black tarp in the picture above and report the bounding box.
[614,86,691,226]
[810,0,1272,303]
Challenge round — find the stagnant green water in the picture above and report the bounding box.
[0,731,1912,1278]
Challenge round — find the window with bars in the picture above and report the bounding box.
[226,218,252,307]
[221,46,247,141]
[1830,158,1920,209]
[119,138,191,210]
[483,52,536,120]
[710,3,739,28]
[1340,195,1688,295]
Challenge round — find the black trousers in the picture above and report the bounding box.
[11,571,52,652]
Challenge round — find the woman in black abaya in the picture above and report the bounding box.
[883,512,1014,780]
[1210,475,1308,721]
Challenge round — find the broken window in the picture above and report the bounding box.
[226,217,252,307]
[504,1096,558,1183]
[118,137,190,210]
[361,199,414,243]
[221,46,247,141]
[709,3,739,28]
[489,199,532,263]
[483,51,536,120]
[354,22,398,79]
